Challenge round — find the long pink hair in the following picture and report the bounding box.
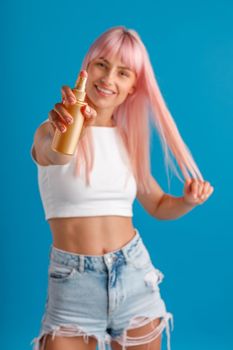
[74,26,204,194]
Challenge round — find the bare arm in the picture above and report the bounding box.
[154,179,214,220]
[136,174,165,216]
[154,194,196,220]
[137,174,213,220]
[33,121,74,165]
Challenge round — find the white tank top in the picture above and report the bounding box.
[30,121,137,220]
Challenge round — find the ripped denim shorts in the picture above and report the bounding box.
[30,228,174,350]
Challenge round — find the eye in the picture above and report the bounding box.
[96,62,106,68]
[119,71,130,77]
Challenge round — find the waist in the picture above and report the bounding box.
[48,227,144,273]
[48,216,135,255]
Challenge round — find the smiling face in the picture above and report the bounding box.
[85,56,137,114]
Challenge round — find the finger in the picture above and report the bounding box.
[201,182,211,200]
[81,104,97,119]
[48,109,67,133]
[208,186,214,196]
[202,184,214,201]
[184,178,192,194]
[185,178,192,186]
[197,179,204,197]
[53,103,73,126]
[203,189,212,201]
[61,85,77,105]
[190,179,199,199]
[195,179,204,198]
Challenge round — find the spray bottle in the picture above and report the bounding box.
[51,70,88,155]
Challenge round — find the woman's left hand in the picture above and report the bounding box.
[183,179,214,206]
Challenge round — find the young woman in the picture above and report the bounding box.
[30,26,214,350]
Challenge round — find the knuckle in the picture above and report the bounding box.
[62,85,68,91]
[92,110,97,117]
[66,115,73,123]
[58,121,66,130]
[65,111,72,119]
[49,110,56,119]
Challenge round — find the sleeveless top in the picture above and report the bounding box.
[30,120,137,220]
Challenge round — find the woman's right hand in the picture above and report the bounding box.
[48,85,97,135]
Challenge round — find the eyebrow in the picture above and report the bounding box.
[98,57,132,71]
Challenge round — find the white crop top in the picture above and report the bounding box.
[30,121,137,220]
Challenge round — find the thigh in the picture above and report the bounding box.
[111,317,162,350]
[33,262,108,350]
[40,332,97,350]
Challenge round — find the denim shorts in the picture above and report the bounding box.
[30,228,174,350]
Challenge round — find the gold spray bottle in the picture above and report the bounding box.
[51,70,88,155]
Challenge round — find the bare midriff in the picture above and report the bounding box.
[48,216,136,255]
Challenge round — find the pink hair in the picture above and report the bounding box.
[74,26,204,194]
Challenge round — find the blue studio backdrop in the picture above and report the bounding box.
[1,1,232,349]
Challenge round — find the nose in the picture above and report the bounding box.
[100,70,115,86]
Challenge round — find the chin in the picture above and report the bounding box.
[88,93,116,109]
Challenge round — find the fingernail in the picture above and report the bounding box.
[58,122,66,132]
[66,117,73,124]
[86,106,91,113]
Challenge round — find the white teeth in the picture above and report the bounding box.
[96,85,115,95]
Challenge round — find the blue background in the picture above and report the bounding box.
[2,0,232,349]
